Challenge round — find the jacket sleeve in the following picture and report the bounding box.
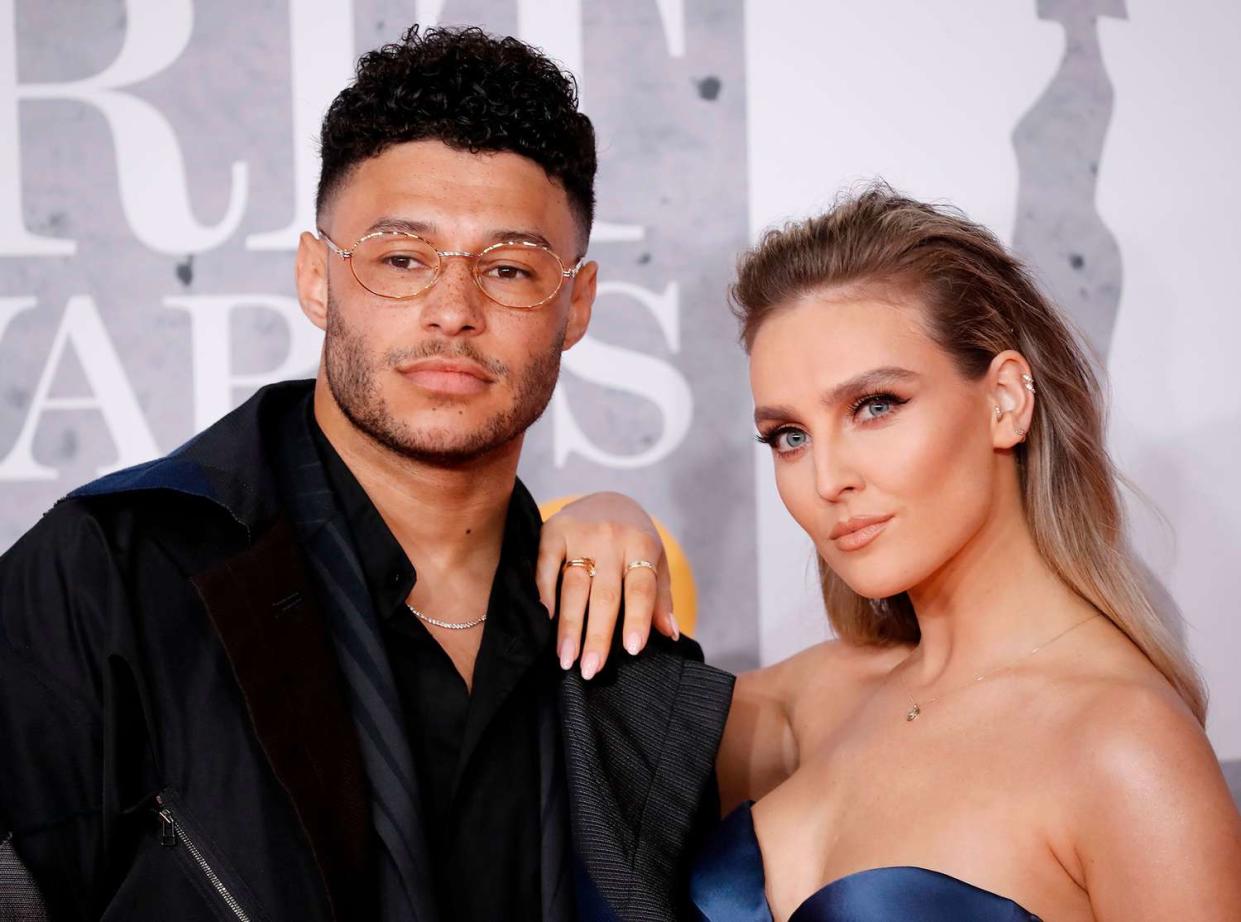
[0,501,119,919]
[561,629,735,921]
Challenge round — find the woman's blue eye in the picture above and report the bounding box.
[773,429,808,452]
[860,398,891,418]
[851,393,905,422]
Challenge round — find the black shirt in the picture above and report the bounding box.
[310,419,556,921]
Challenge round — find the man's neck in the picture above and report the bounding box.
[312,382,520,578]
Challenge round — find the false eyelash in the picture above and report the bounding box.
[848,392,909,417]
[754,426,799,447]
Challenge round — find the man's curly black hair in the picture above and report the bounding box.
[317,25,597,241]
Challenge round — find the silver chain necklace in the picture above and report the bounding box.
[405,603,487,631]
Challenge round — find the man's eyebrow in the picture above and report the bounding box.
[366,217,436,236]
[486,229,555,250]
[362,220,556,253]
[752,367,919,426]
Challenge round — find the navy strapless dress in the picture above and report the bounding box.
[689,803,1041,921]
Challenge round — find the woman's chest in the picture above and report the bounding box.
[756,709,1086,920]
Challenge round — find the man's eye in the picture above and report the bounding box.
[485,263,532,280]
[384,253,430,271]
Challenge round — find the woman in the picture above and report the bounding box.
[544,187,1241,920]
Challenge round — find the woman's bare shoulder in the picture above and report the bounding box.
[1031,621,1236,863]
[719,639,910,811]
[1062,666,1212,783]
[740,638,911,725]
[1052,665,1241,915]
[1052,621,1203,748]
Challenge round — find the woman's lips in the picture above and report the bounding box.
[830,515,893,552]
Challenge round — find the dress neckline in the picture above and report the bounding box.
[693,801,1041,921]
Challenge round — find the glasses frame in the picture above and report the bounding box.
[317,228,585,309]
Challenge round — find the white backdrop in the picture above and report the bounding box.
[746,1,1241,785]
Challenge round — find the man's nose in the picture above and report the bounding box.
[417,255,487,335]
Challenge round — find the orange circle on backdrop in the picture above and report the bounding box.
[538,495,698,637]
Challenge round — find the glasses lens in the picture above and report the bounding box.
[475,245,565,308]
[352,234,440,298]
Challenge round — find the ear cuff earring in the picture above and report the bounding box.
[1022,373,1037,394]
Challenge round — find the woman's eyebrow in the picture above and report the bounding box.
[753,367,918,426]
[821,367,918,407]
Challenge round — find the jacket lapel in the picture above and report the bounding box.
[280,412,439,922]
[192,517,371,921]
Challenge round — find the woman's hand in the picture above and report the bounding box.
[537,492,678,680]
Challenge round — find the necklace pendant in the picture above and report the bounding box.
[905,703,922,722]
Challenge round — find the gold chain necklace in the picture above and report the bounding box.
[898,613,1100,723]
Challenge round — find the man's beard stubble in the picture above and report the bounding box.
[323,291,566,466]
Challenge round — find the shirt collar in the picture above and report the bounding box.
[306,408,550,645]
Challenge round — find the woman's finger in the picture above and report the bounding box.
[654,551,678,640]
[535,530,568,618]
[619,537,663,654]
[580,558,622,681]
[556,563,594,670]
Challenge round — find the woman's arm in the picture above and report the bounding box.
[717,665,799,814]
[1072,685,1241,920]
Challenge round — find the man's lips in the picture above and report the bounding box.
[829,514,893,551]
[398,358,496,395]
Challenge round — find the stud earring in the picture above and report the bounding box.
[1015,426,1027,438]
[1022,373,1037,394]
[994,405,1003,420]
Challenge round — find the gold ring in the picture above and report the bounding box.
[624,559,657,575]
[564,557,597,578]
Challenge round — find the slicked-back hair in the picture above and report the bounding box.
[731,184,1206,725]
[317,25,597,242]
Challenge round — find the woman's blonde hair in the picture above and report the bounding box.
[731,185,1206,724]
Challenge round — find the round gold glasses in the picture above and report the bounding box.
[318,229,584,309]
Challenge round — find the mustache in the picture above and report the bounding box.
[385,340,509,378]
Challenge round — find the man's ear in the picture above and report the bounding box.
[561,259,597,351]
[296,230,330,331]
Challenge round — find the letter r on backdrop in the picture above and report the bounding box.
[0,0,248,256]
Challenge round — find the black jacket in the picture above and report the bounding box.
[0,381,734,922]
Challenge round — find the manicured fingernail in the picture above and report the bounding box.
[559,639,575,671]
[581,652,601,681]
[625,632,643,656]
[669,612,681,641]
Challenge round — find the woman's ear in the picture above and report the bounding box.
[988,349,1036,448]
[296,230,330,331]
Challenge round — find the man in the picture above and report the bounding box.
[0,26,732,922]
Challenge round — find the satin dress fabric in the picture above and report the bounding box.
[689,803,1041,922]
